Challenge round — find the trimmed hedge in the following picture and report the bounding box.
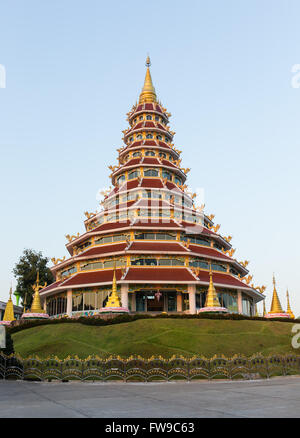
[8,312,296,335]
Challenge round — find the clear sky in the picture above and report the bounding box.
[0,0,299,315]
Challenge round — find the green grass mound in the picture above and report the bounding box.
[12,318,297,359]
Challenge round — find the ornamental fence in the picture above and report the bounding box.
[1,354,300,382]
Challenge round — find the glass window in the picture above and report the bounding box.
[146,134,153,139]
[156,135,162,140]
[145,150,155,156]
[162,171,171,180]
[137,134,143,139]
[132,151,141,157]
[128,170,139,180]
[136,293,146,311]
[155,115,159,121]
[146,115,152,120]
[167,292,177,312]
[144,168,158,177]
[139,115,143,120]
[159,152,166,158]
[117,175,125,185]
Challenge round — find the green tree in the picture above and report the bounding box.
[13,249,54,309]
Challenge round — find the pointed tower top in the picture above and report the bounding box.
[286,289,295,319]
[30,271,46,314]
[269,274,283,313]
[139,56,157,104]
[105,264,121,308]
[205,265,221,307]
[263,299,266,317]
[3,287,15,322]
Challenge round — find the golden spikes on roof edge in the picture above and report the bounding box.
[3,287,15,322]
[139,56,157,104]
[269,274,283,314]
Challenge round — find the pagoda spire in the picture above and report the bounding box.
[105,265,121,308]
[269,274,283,314]
[2,287,15,323]
[139,56,157,103]
[205,265,221,308]
[286,289,295,319]
[30,271,46,314]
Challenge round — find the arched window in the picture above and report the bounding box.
[159,152,166,158]
[144,168,159,177]
[165,137,170,142]
[128,170,139,180]
[175,176,182,185]
[129,136,133,142]
[162,170,172,181]
[132,151,141,157]
[145,150,155,156]
[139,115,143,120]
[155,115,159,121]
[117,175,125,185]
[156,135,162,140]
[137,134,143,139]
[146,133,153,139]
[146,115,152,120]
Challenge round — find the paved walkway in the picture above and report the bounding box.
[1,377,300,417]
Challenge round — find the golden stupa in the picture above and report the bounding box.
[198,266,228,313]
[265,275,290,318]
[286,289,295,319]
[22,271,49,319]
[139,56,157,103]
[0,287,15,325]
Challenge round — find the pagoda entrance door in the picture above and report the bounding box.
[146,291,164,312]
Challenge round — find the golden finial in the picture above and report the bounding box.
[269,273,283,314]
[139,56,157,103]
[3,286,15,322]
[286,289,295,319]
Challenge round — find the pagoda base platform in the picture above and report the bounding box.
[99,307,129,314]
[21,312,50,320]
[265,312,291,319]
[197,306,228,314]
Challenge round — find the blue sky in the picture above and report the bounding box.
[0,0,299,315]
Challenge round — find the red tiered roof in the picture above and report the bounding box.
[188,244,231,261]
[61,269,123,287]
[92,220,131,233]
[79,242,128,258]
[194,270,252,290]
[124,267,195,282]
[140,178,164,188]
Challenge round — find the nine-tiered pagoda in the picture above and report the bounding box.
[40,57,265,317]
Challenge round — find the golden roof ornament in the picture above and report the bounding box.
[286,289,295,319]
[139,56,157,103]
[2,287,15,323]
